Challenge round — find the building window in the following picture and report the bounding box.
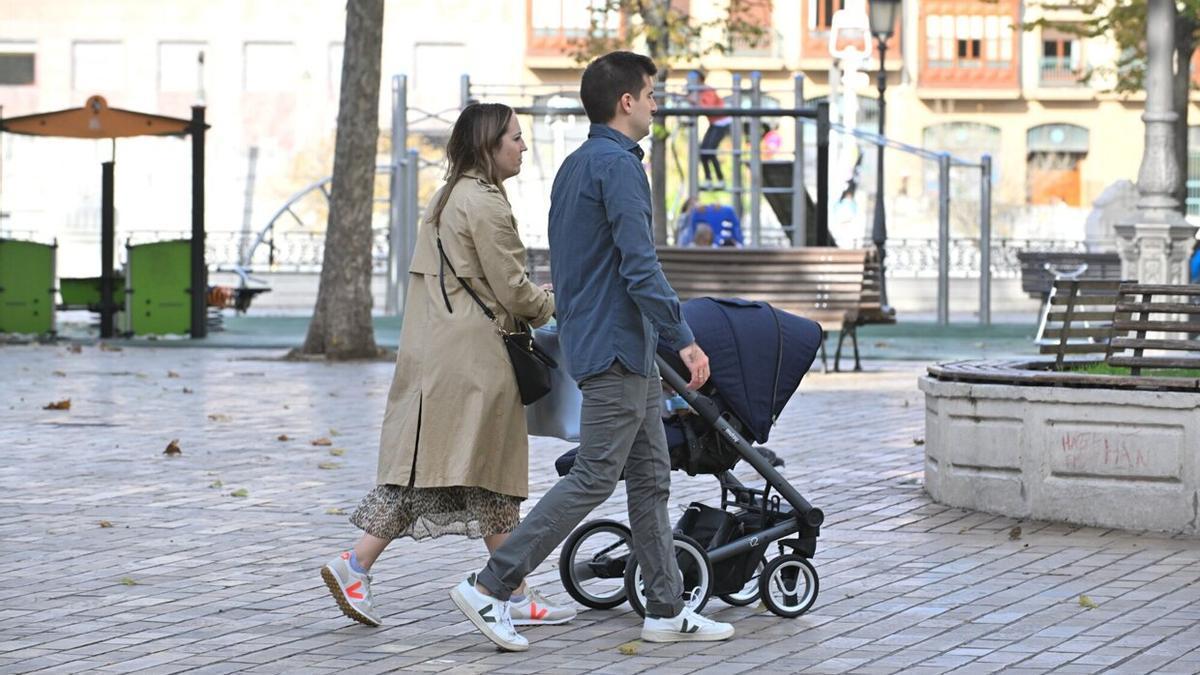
[1041,29,1082,86]
[1027,123,1089,206]
[926,14,1011,69]
[527,0,621,55]
[0,44,35,86]
[73,41,125,92]
[158,42,205,93]
[922,122,1002,195]
[244,42,297,92]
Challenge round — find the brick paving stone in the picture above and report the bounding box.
[2,346,1199,673]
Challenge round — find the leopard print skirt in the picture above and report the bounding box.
[349,484,521,541]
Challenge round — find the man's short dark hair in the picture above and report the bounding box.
[580,51,657,124]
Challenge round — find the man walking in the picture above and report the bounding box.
[449,51,735,652]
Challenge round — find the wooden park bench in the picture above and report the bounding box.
[1035,278,1130,368]
[656,247,895,371]
[1017,250,1123,299]
[1106,283,1200,375]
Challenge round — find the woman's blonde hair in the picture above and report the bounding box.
[427,102,514,226]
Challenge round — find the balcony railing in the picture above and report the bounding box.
[1039,58,1084,87]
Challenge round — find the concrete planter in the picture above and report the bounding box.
[919,374,1200,534]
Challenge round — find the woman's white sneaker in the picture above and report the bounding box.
[449,574,528,652]
[320,551,382,627]
[510,587,577,626]
[641,606,734,642]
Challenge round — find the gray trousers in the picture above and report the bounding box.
[478,362,684,618]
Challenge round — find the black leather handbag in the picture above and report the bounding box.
[435,225,556,405]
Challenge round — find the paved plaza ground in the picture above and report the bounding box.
[2,342,1199,674]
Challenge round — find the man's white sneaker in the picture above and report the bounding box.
[641,606,734,642]
[510,587,577,626]
[449,574,528,652]
[320,551,382,627]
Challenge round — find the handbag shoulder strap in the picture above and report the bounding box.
[433,182,506,326]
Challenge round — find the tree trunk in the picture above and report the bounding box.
[1173,21,1194,216]
[300,0,384,359]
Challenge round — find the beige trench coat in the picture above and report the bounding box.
[376,171,555,499]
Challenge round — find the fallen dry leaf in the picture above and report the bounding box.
[230,488,249,498]
[44,399,71,410]
[98,343,122,352]
[329,448,345,457]
[163,439,182,456]
[119,577,139,586]
[1079,594,1098,609]
[318,462,341,470]
[617,641,640,656]
[913,437,925,446]
[329,428,340,436]
[167,371,180,378]
[277,434,291,441]
[209,479,223,489]
[182,387,194,394]
[325,507,345,515]
[67,344,83,354]
[207,413,231,423]
[311,437,333,447]
[1009,526,1022,541]
[99,520,113,528]
[52,370,66,377]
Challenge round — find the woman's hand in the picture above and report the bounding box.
[540,282,553,291]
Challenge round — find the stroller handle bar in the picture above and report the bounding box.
[656,355,825,528]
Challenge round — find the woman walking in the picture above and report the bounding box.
[321,103,573,628]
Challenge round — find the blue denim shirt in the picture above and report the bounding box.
[549,124,695,382]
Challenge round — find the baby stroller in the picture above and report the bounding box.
[553,297,825,619]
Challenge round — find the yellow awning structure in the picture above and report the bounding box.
[0,95,202,139]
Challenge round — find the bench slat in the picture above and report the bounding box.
[1041,343,1114,354]
[1110,337,1200,352]
[1118,284,1200,296]
[1051,295,1121,306]
[1043,327,1117,339]
[1111,320,1200,333]
[1114,302,1200,315]
[1107,356,1200,369]
[1046,311,1123,322]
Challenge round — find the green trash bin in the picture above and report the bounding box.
[0,238,55,335]
[127,239,191,336]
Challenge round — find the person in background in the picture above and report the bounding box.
[691,223,714,247]
[689,69,731,189]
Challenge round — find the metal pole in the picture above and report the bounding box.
[730,74,744,221]
[980,154,992,326]
[190,105,207,339]
[386,75,407,315]
[402,148,420,315]
[460,73,471,110]
[749,71,763,247]
[792,73,806,247]
[100,161,115,339]
[686,71,699,219]
[816,101,830,244]
[872,36,890,306]
[938,152,951,326]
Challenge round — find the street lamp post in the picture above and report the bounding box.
[869,0,901,307]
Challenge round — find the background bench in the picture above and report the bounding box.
[1017,250,1123,299]
[1107,283,1200,375]
[656,247,894,371]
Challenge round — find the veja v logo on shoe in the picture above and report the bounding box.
[681,618,700,634]
[344,581,364,600]
[478,603,496,623]
[528,603,549,621]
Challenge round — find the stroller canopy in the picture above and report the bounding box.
[660,297,822,444]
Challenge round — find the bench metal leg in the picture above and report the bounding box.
[819,337,829,373]
[834,330,847,372]
[851,325,862,371]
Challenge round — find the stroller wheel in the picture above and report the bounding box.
[559,519,632,610]
[624,533,712,619]
[759,555,819,618]
[718,558,765,606]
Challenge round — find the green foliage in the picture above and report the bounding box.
[566,0,771,66]
[1024,0,1200,93]
[1071,361,1200,378]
